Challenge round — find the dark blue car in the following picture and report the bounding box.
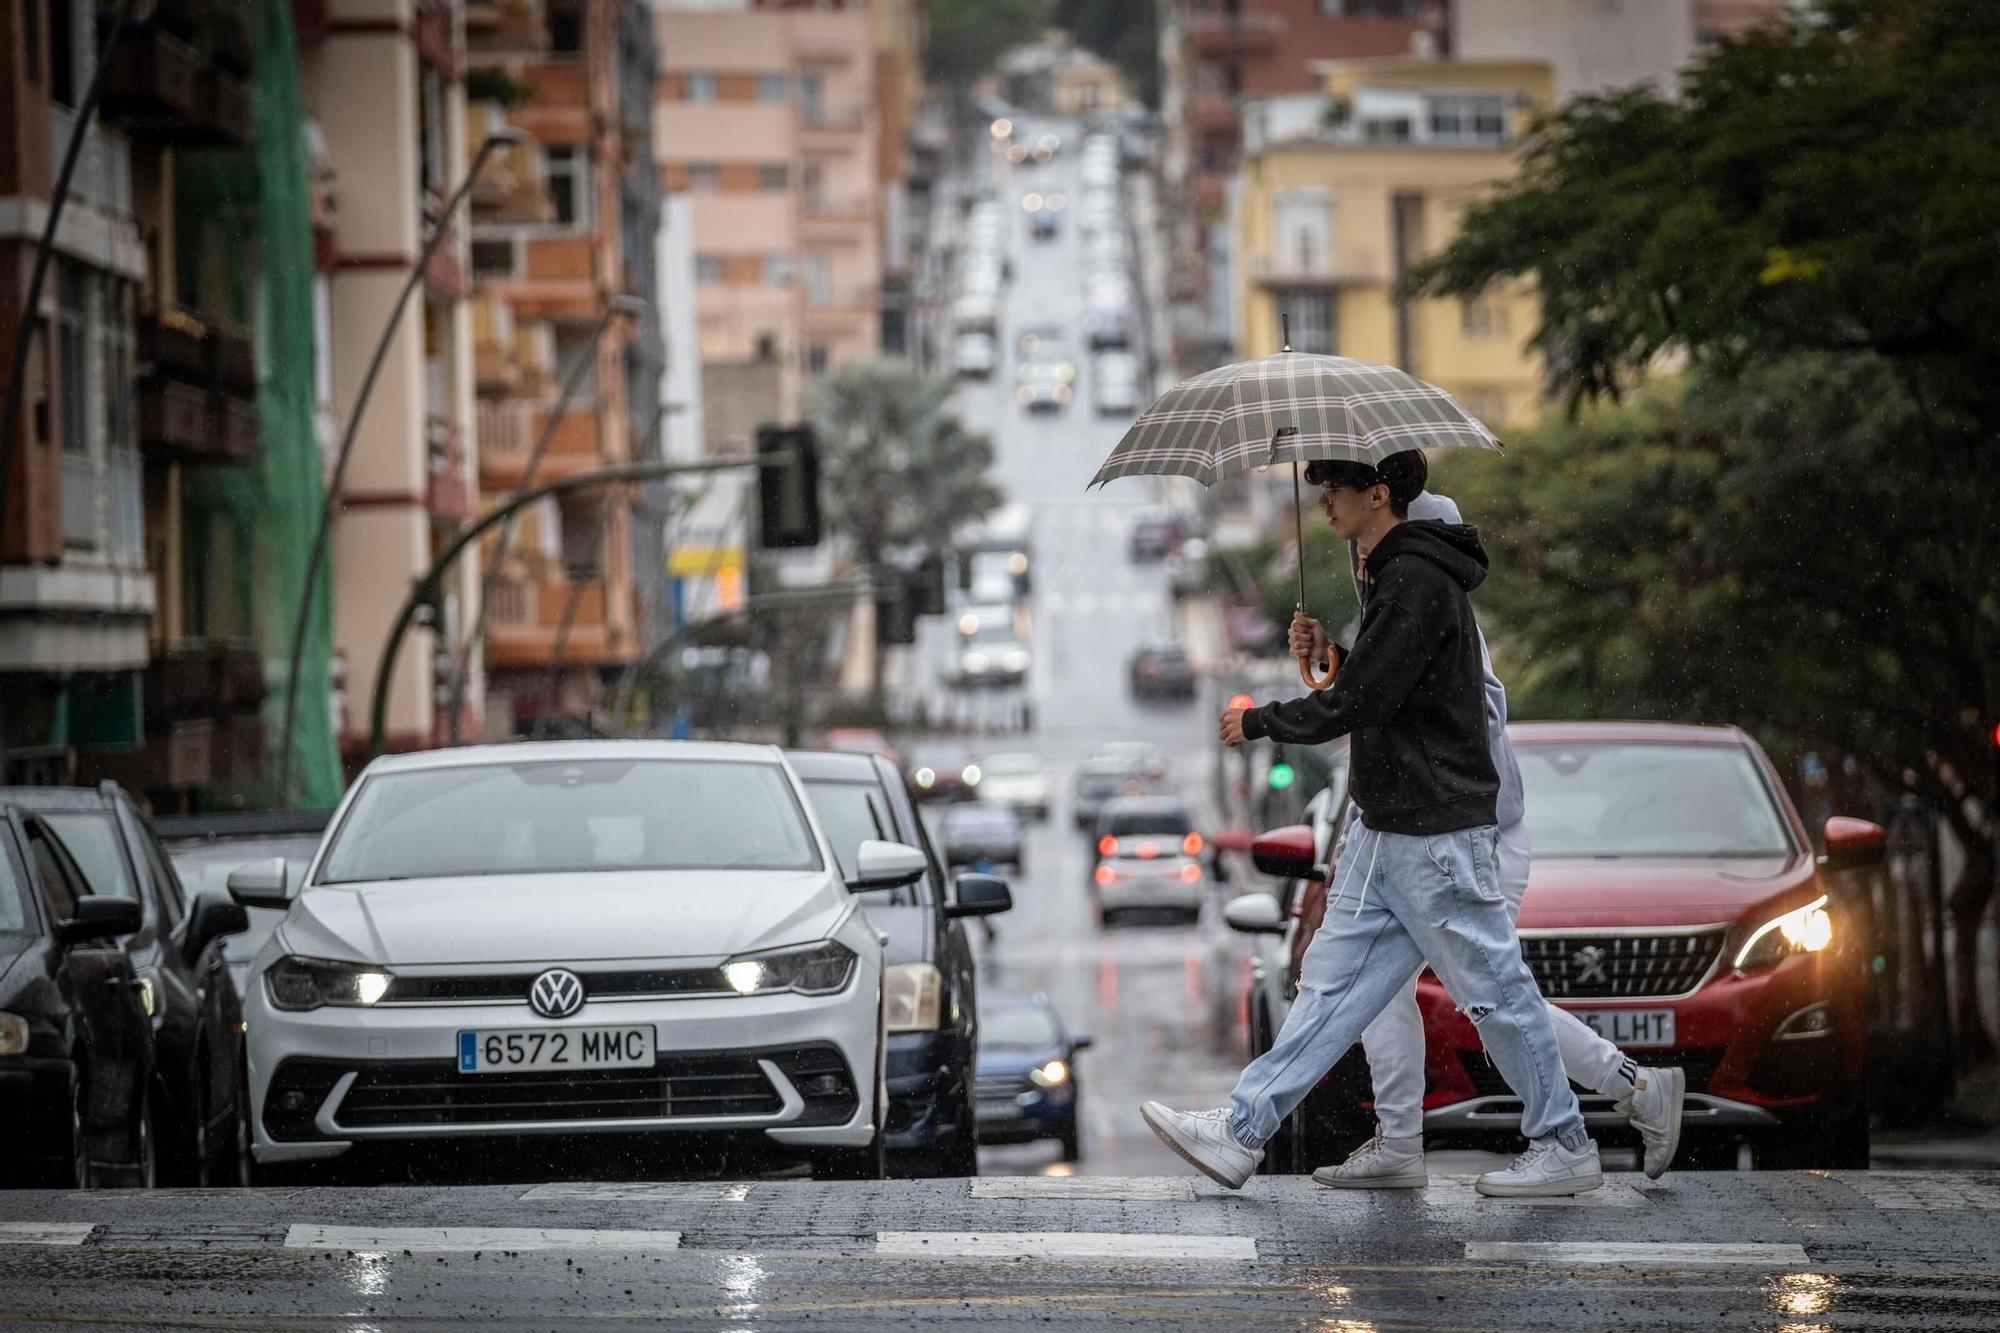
[973,994,1091,1161]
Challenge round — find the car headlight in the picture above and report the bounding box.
[914,766,937,789]
[961,765,983,787]
[265,956,393,1012]
[719,940,857,997]
[884,962,943,1032]
[1003,650,1031,671]
[0,1011,27,1056]
[1734,895,1834,971]
[1028,1058,1068,1087]
[963,652,991,673]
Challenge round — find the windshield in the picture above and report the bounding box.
[43,812,137,900]
[801,778,923,908]
[318,759,823,884]
[168,835,321,962]
[1516,743,1794,858]
[1103,809,1192,837]
[0,841,32,936]
[983,1005,1062,1049]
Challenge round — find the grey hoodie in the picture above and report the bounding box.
[1348,491,1525,830]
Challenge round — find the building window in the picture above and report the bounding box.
[55,265,89,457]
[754,332,778,362]
[471,238,515,277]
[755,73,786,103]
[545,0,583,56]
[98,281,132,453]
[1460,295,1510,339]
[763,255,795,287]
[683,71,717,103]
[546,145,590,225]
[552,329,597,397]
[1428,94,1507,144]
[805,342,829,377]
[1272,189,1330,275]
[418,65,447,196]
[24,0,40,83]
[48,0,76,106]
[759,163,789,192]
[695,255,724,285]
[798,72,824,124]
[1272,288,1336,354]
[1326,0,1421,16]
[686,162,720,195]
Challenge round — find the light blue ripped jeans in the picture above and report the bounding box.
[1228,818,1589,1152]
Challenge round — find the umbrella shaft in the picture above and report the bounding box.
[1292,459,1307,609]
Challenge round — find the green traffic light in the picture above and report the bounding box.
[1268,762,1296,791]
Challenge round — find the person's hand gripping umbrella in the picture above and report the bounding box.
[1089,323,1502,689]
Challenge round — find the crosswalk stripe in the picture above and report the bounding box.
[1465,1242,1809,1267]
[284,1225,682,1253]
[518,1182,750,1203]
[876,1231,1256,1260]
[970,1177,1196,1201]
[0,1223,94,1246]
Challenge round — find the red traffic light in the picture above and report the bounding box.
[1993,721,2000,748]
[1227,693,1254,711]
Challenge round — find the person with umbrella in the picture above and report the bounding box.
[1141,449,1603,1197]
[1299,458,1687,1190]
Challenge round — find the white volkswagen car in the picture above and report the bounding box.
[229,742,903,1179]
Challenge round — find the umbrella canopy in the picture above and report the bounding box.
[1088,352,1501,490]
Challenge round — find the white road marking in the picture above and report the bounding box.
[519,1182,751,1203]
[1834,1172,2000,1210]
[1466,1242,1809,1267]
[970,1177,1196,1201]
[1425,1176,1649,1207]
[876,1231,1256,1260]
[284,1225,682,1253]
[0,1223,94,1246]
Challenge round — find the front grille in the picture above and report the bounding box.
[385,966,735,1004]
[975,1073,1028,1103]
[1519,930,1726,999]
[338,1055,783,1127]
[1460,1046,1728,1099]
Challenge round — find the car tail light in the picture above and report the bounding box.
[1093,864,1116,887]
[1098,835,1117,857]
[1183,833,1204,856]
[1136,840,1158,859]
[1178,863,1202,883]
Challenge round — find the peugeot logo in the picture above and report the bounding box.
[1571,945,1609,986]
[529,969,585,1019]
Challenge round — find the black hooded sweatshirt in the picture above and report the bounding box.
[1241,519,1500,835]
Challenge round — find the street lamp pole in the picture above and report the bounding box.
[441,294,647,744]
[367,454,782,758]
[273,127,529,805]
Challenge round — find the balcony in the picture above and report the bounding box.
[519,61,589,110]
[426,417,474,522]
[802,284,878,324]
[1186,10,1283,56]
[1193,91,1240,133]
[97,26,202,139]
[197,69,254,147]
[1248,246,1388,286]
[213,2,256,76]
[476,400,604,490]
[136,310,258,464]
[799,104,867,143]
[801,193,873,236]
[485,577,627,670]
[48,106,132,218]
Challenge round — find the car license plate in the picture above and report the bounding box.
[1568,1009,1675,1047]
[456,1026,654,1074]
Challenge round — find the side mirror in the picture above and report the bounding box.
[947,872,1013,918]
[181,893,250,966]
[1223,892,1286,935]
[227,857,291,910]
[1069,1035,1094,1053]
[1251,825,1324,882]
[59,895,144,946]
[849,839,927,891]
[1822,816,1887,873]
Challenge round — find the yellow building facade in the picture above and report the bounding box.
[1234,60,1555,430]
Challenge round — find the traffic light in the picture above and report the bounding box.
[755,424,821,549]
[875,570,917,646]
[914,552,948,616]
[1268,761,1296,791]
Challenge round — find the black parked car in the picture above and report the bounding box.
[787,750,1012,1176]
[156,809,331,1004]
[0,785,251,1185]
[1128,641,1197,702]
[0,805,157,1188]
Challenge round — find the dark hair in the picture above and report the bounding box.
[1303,450,1428,518]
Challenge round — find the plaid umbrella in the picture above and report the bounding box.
[1088,352,1500,490]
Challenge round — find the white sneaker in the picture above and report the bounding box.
[1475,1138,1603,1198]
[1313,1131,1427,1189]
[1617,1066,1685,1180]
[1140,1102,1263,1189]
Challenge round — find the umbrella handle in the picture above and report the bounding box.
[1298,652,1336,690]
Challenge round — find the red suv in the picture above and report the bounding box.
[1230,722,1883,1172]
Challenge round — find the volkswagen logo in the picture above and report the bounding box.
[1571,945,1609,986]
[528,969,585,1019]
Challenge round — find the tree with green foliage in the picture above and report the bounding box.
[925,0,1045,91]
[1409,0,2000,1059]
[1053,0,1160,107]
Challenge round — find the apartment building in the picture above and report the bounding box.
[297,0,480,763]
[653,0,881,456]
[1451,0,1791,100]
[464,0,661,739]
[0,0,156,784]
[1232,59,1557,427]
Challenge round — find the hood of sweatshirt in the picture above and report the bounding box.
[1363,518,1489,593]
